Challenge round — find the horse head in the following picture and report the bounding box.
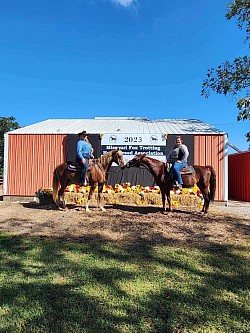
[113,149,126,167]
[126,154,147,168]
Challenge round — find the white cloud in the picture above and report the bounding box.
[111,0,135,8]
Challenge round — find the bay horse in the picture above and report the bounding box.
[125,154,216,214]
[52,149,125,212]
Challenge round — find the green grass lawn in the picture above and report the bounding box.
[0,233,249,333]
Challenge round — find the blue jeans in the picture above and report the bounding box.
[172,161,187,185]
[76,156,89,184]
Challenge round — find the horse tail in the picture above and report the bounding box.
[207,165,216,202]
[52,166,59,201]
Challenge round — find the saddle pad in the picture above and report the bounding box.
[67,160,96,172]
[68,165,77,171]
[180,165,195,175]
[67,161,80,172]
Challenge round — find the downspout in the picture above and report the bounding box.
[224,134,228,206]
[3,133,8,196]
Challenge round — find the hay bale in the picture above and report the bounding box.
[64,191,203,207]
[171,193,202,207]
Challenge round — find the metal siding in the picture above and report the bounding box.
[228,151,250,201]
[10,118,225,136]
[5,131,227,200]
[194,135,225,201]
[6,134,66,196]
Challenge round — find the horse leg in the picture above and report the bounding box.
[160,187,170,213]
[61,192,68,210]
[161,190,166,213]
[163,185,172,212]
[167,193,172,212]
[203,188,210,214]
[58,177,72,209]
[160,190,172,213]
[197,183,209,213]
[56,188,65,210]
[96,183,105,212]
[55,196,61,210]
[85,184,97,212]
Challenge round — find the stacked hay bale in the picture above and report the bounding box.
[62,184,203,208]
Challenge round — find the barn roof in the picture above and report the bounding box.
[8,117,225,135]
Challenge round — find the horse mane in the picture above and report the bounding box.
[96,150,113,164]
[95,149,121,168]
[139,154,164,166]
[137,155,165,181]
[143,155,163,164]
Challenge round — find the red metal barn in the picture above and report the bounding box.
[228,151,250,202]
[3,117,228,202]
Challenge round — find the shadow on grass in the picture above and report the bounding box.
[0,232,249,333]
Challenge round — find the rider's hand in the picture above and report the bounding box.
[81,158,86,164]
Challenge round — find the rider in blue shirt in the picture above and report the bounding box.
[76,131,93,186]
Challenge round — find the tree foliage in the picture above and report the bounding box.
[226,0,250,41]
[201,0,250,143]
[0,116,20,176]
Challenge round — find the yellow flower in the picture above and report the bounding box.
[66,184,76,192]
[182,188,189,195]
[191,186,199,194]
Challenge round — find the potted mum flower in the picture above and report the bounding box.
[35,188,54,205]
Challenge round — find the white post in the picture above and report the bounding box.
[3,133,9,196]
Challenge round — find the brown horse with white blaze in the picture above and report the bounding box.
[52,149,125,212]
[125,154,216,214]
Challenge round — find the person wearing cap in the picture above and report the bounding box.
[76,131,93,186]
[166,135,189,188]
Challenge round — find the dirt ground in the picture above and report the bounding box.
[0,198,249,249]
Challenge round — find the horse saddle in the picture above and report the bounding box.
[67,160,96,172]
[67,162,79,172]
[180,165,195,175]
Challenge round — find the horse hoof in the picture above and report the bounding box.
[100,207,106,212]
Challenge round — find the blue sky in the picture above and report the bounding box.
[0,0,249,152]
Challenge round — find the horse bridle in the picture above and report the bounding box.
[114,150,124,166]
[106,150,125,174]
[128,154,164,173]
[127,155,144,168]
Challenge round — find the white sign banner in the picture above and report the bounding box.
[101,134,166,162]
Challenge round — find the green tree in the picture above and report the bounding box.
[0,116,20,176]
[201,0,250,143]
